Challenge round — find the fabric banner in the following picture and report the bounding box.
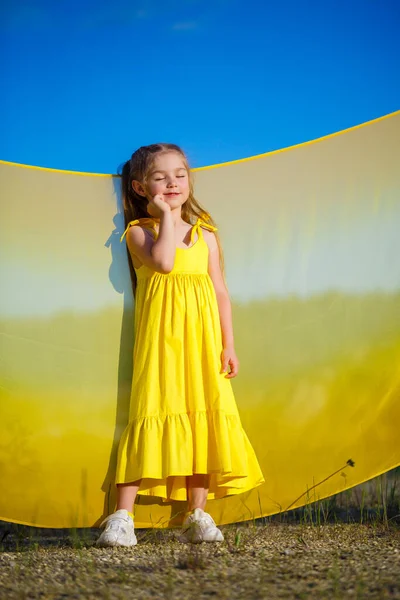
[0,112,399,527]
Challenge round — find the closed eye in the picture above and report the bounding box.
[155,175,186,180]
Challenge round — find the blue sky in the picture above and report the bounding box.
[0,0,399,173]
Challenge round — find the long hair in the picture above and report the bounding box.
[120,143,225,295]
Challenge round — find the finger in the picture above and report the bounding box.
[225,360,239,378]
[223,359,233,377]
[220,359,229,374]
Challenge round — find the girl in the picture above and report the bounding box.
[97,143,264,546]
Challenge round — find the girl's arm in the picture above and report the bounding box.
[126,211,176,273]
[205,230,239,378]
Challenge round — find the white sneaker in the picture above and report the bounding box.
[179,508,224,544]
[96,509,137,547]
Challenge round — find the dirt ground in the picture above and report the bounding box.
[0,521,399,599]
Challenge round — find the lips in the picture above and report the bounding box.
[165,192,180,196]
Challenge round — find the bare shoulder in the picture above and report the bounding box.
[126,223,154,248]
[125,224,156,269]
[202,228,219,253]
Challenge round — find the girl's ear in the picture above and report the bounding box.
[132,179,146,197]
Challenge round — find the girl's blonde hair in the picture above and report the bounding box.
[120,143,225,295]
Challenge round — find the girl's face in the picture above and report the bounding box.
[133,152,190,216]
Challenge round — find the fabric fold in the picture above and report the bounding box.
[115,410,264,501]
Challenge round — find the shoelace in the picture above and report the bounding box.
[201,514,216,527]
[101,514,128,529]
[187,512,217,532]
[104,520,129,536]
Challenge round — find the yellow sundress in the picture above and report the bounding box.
[115,216,265,502]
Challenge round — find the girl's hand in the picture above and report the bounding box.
[148,193,171,215]
[220,346,239,378]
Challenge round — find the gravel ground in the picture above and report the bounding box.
[0,522,399,599]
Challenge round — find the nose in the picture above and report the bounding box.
[166,179,178,188]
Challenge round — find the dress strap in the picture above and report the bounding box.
[190,216,218,244]
[120,218,158,243]
[120,216,217,245]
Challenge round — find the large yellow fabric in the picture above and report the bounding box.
[115,217,265,501]
[0,111,399,528]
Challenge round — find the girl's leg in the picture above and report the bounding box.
[186,474,211,511]
[183,474,223,542]
[97,480,142,547]
[116,480,141,512]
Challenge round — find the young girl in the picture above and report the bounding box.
[97,143,265,546]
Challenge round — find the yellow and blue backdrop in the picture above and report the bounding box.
[0,0,399,527]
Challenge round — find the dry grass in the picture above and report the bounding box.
[1,470,399,599]
[0,522,399,599]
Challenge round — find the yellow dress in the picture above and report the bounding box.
[115,216,265,502]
